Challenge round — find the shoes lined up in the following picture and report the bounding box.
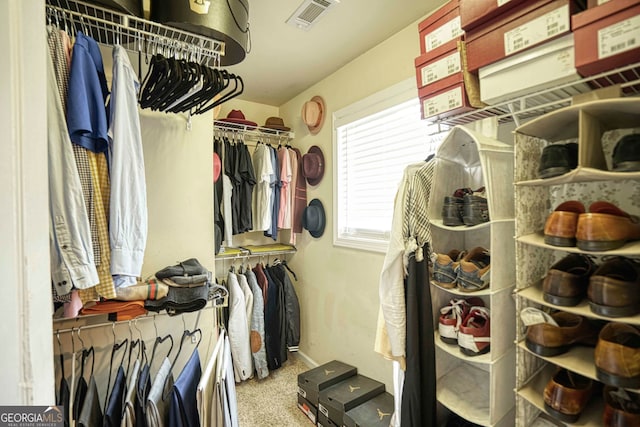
[544,200,640,251]
[432,247,491,292]
[442,187,490,226]
[438,298,490,357]
[538,133,640,179]
[523,308,640,424]
[543,254,640,318]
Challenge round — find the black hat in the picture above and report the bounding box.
[302,199,326,238]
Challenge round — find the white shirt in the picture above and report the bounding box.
[251,144,273,231]
[108,45,147,281]
[227,272,252,382]
[222,175,234,246]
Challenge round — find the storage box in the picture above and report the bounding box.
[318,375,385,426]
[297,360,357,407]
[419,82,475,121]
[573,0,640,77]
[414,47,463,90]
[317,411,340,427]
[588,0,612,7]
[296,394,318,425]
[465,0,584,72]
[418,0,463,57]
[460,0,529,31]
[479,33,590,104]
[343,392,394,427]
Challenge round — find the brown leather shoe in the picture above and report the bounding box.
[595,323,640,388]
[543,368,594,423]
[577,201,640,251]
[525,310,599,356]
[543,254,597,306]
[603,386,640,427]
[544,201,585,247]
[588,257,640,317]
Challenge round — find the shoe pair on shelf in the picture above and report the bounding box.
[439,297,490,357]
[544,200,640,251]
[432,247,491,292]
[543,254,640,317]
[442,187,490,226]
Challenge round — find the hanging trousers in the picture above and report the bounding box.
[401,251,437,427]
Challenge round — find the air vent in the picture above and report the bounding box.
[286,0,340,31]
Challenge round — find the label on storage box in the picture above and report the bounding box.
[497,0,513,6]
[598,15,640,59]
[297,402,317,424]
[319,403,329,418]
[420,51,461,86]
[298,386,306,398]
[504,5,569,55]
[422,86,463,118]
[426,16,463,52]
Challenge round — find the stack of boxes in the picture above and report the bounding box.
[297,360,394,427]
[416,0,640,109]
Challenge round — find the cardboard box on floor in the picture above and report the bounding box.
[343,392,395,427]
[318,374,385,426]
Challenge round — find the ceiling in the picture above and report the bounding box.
[226,0,445,106]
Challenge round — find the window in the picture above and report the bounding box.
[333,78,445,252]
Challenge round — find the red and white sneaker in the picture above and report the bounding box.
[438,297,485,345]
[458,306,491,356]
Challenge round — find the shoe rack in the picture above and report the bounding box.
[513,98,640,426]
[428,125,516,427]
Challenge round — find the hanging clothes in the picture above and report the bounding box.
[262,266,283,370]
[264,146,281,240]
[237,272,254,339]
[168,349,201,427]
[122,358,140,427]
[237,142,256,233]
[244,269,269,379]
[145,357,174,427]
[269,263,301,352]
[221,335,239,427]
[251,143,273,232]
[56,352,70,427]
[226,271,252,382]
[78,376,103,427]
[288,148,299,244]
[108,44,148,288]
[197,330,225,426]
[277,146,292,229]
[291,148,307,236]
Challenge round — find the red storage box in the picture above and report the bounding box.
[418,0,463,57]
[465,0,584,72]
[419,82,475,121]
[588,0,612,7]
[573,0,640,77]
[460,0,529,31]
[414,46,463,90]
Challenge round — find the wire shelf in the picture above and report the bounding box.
[214,120,296,140]
[431,62,640,128]
[45,0,224,66]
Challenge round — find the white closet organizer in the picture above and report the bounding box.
[513,98,640,426]
[214,120,296,140]
[429,126,516,427]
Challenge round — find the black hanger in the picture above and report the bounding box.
[103,325,128,410]
[198,74,244,115]
[149,333,174,369]
[170,328,202,373]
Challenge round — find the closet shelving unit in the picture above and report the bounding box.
[512,97,640,426]
[213,120,296,140]
[428,126,516,427]
[216,244,297,260]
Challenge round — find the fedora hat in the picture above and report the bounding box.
[218,109,257,128]
[262,116,290,132]
[301,96,325,135]
[302,199,326,238]
[302,145,325,186]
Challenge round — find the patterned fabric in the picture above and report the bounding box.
[79,152,116,301]
[403,160,435,261]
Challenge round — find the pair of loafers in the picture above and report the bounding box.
[544,200,640,251]
[543,254,640,318]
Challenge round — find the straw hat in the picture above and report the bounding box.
[301,96,325,135]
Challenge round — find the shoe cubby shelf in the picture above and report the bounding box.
[437,349,516,427]
[517,284,640,328]
[514,98,640,426]
[430,125,516,426]
[517,364,605,427]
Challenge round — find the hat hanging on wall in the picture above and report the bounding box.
[302,145,325,186]
[218,109,257,128]
[302,199,326,238]
[262,116,291,132]
[301,96,326,135]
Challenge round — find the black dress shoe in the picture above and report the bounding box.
[612,134,640,172]
[538,142,578,179]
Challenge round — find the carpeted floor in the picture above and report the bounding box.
[236,355,314,426]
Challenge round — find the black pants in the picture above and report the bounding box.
[401,251,437,427]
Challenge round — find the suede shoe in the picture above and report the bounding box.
[588,257,640,318]
[438,297,485,345]
[462,187,490,226]
[595,323,640,388]
[523,309,599,357]
[543,368,595,423]
[576,201,640,251]
[455,247,491,292]
[432,249,467,289]
[603,387,640,427]
[544,201,586,247]
[538,142,579,179]
[442,188,472,226]
[612,134,640,172]
[458,306,490,356]
[543,254,597,306]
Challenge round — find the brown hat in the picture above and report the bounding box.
[302,145,325,186]
[301,96,325,135]
[262,116,290,132]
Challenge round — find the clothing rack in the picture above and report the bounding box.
[214,120,295,141]
[45,0,224,66]
[215,247,297,261]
